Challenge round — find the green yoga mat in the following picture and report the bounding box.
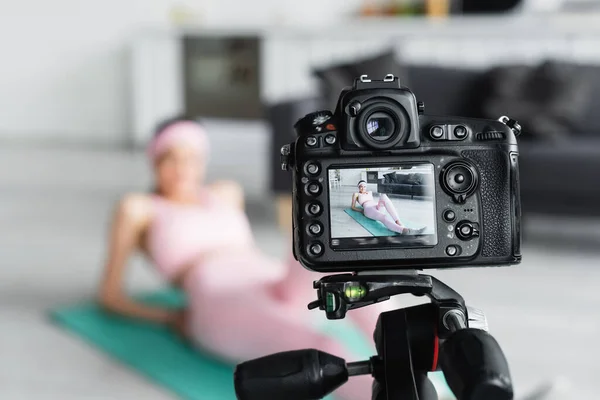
[344,208,424,237]
[50,289,453,400]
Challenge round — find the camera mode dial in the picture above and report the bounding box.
[294,111,333,136]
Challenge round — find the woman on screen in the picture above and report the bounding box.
[351,180,426,235]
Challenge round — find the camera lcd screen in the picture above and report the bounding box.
[328,164,437,249]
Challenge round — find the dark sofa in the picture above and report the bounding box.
[377,172,434,200]
[269,54,600,219]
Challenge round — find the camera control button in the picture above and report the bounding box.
[305,162,320,176]
[308,222,323,236]
[430,125,444,139]
[306,136,318,147]
[454,125,468,139]
[306,182,322,196]
[446,245,459,257]
[443,209,456,222]
[308,242,324,257]
[460,224,472,236]
[324,134,336,145]
[456,221,480,241]
[307,202,322,216]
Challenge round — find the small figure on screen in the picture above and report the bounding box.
[351,180,426,235]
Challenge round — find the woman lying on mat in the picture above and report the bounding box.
[351,180,426,235]
[98,117,385,400]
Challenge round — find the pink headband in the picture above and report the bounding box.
[147,121,209,162]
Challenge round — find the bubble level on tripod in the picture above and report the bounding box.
[345,285,367,301]
[326,293,337,312]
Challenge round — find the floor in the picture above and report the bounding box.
[329,185,435,238]
[2,145,600,399]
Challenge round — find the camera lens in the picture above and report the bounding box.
[365,112,396,142]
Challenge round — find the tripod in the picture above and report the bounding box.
[234,272,514,400]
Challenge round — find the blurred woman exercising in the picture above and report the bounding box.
[352,180,426,235]
[99,118,383,400]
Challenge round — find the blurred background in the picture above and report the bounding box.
[2,0,600,398]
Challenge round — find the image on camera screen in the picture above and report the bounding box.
[328,164,437,249]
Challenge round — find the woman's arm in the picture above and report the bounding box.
[98,194,179,325]
[351,193,363,213]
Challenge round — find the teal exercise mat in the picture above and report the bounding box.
[344,208,423,237]
[50,289,454,400]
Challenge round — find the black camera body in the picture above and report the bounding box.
[282,74,522,273]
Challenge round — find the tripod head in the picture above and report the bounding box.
[235,272,513,400]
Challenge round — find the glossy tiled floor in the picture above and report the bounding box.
[1,145,599,399]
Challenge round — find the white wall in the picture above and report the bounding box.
[338,169,365,187]
[0,1,177,144]
[0,0,362,145]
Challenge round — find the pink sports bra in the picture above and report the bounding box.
[146,193,255,281]
[357,192,374,206]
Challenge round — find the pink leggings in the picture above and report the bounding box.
[363,194,405,234]
[183,251,390,400]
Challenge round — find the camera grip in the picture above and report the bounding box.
[462,150,512,258]
[234,349,348,400]
[439,328,513,400]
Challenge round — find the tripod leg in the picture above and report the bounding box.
[415,371,438,400]
[371,372,437,400]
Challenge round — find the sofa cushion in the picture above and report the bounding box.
[519,138,600,196]
[542,62,600,136]
[313,50,408,109]
[383,172,395,184]
[404,65,482,118]
[477,61,594,141]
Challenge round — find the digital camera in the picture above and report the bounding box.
[281,74,522,273]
